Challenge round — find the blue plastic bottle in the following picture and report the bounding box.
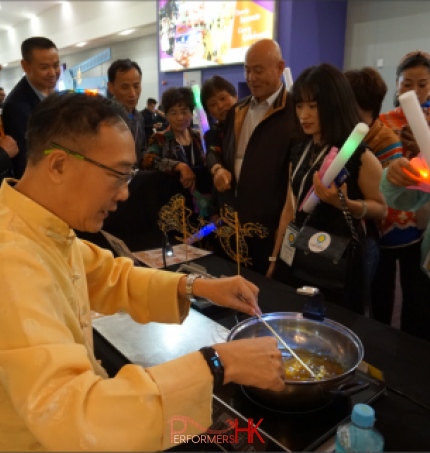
[335,404,384,452]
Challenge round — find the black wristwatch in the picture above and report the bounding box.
[199,346,224,389]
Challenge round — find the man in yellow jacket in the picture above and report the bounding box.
[0,92,284,452]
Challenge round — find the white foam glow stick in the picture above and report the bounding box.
[191,84,210,154]
[283,67,293,90]
[399,91,430,168]
[302,122,369,213]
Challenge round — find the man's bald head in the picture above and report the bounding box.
[246,39,283,64]
[244,39,285,103]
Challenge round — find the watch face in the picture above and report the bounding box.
[211,355,221,368]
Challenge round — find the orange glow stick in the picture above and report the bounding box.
[406,156,430,183]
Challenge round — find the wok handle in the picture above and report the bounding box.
[330,380,369,398]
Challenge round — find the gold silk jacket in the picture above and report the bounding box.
[0,180,212,452]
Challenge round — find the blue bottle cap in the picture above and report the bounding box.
[351,404,375,428]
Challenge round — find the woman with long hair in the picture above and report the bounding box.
[268,63,386,313]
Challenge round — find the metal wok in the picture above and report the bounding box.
[227,312,366,410]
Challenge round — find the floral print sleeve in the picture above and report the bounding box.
[143,130,182,173]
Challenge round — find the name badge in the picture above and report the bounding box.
[280,223,300,266]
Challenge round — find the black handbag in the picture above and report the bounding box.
[291,190,359,290]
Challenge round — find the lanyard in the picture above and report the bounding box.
[178,140,195,166]
[291,141,328,214]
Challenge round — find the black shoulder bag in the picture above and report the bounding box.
[291,189,360,290]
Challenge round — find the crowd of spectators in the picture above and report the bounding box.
[2,33,430,451]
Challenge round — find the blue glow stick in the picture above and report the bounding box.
[186,219,222,245]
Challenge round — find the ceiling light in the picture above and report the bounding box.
[118,29,135,36]
[76,42,87,47]
[2,63,8,67]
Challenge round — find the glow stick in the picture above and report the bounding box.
[405,155,430,191]
[302,123,369,213]
[299,146,338,212]
[191,84,210,154]
[283,67,293,90]
[399,91,430,168]
[186,219,222,245]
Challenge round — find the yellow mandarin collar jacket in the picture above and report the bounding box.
[0,179,212,451]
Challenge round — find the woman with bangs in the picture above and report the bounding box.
[268,63,386,313]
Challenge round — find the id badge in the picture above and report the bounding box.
[280,223,300,266]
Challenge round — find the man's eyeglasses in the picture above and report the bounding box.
[44,142,139,185]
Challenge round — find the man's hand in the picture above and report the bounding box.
[192,275,260,317]
[214,168,232,192]
[181,275,285,391]
[214,337,285,391]
[386,157,421,186]
[0,135,18,158]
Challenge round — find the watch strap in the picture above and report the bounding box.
[185,273,201,301]
[199,346,224,389]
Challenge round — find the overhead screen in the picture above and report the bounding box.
[158,0,276,72]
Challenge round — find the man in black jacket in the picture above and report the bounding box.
[107,59,146,167]
[2,37,60,179]
[141,98,168,146]
[215,39,297,274]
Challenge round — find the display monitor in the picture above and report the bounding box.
[158,0,276,72]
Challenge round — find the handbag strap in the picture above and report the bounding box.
[301,189,359,245]
[338,190,359,244]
